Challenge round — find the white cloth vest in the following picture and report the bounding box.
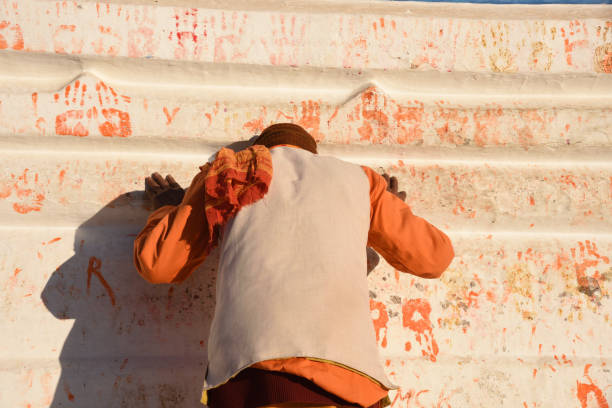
[203,146,396,391]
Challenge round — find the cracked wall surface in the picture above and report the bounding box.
[0,1,610,407]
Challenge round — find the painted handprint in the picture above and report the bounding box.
[594,43,612,73]
[325,86,393,144]
[264,14,305,66]
[92,25,122,56]
[402,298,440,362]
[128,7,157,58]
[0,169,46,214]
[171,8,205,59]
[213,11,251,63]
[53,78,132,138]
[93,82,132,137]
[53,24,84,54]
[293,100,322,141]
[370,299,389,348]
[357,87,391,144]
[0,20,24,50]
[54,80,89,137]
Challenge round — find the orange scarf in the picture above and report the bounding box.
[200,145,273,246]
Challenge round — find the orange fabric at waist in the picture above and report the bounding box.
[252,358,389,408]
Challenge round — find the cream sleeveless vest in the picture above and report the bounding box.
[202,146,396,391]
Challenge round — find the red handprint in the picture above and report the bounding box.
[171,8,205,59]
[338,16,369,69]
[263,14,305,66]
[92,25,121,56]
[214,12,251,63]
[129,27,155,58]
[53,24,84,54]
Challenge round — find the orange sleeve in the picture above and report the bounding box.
[133,170,211,284]
[361,166,454,279]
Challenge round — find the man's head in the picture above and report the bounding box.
[252,123,317,154]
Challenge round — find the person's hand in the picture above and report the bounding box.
[366,247,380,275]
[145,172,185,210]
[382,173,407,201]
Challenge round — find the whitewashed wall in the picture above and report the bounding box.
[1,1,611,407]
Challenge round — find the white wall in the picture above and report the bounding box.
[0,1,610,407]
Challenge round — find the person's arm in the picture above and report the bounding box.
[133,171,211,284]
[362,166,454,279]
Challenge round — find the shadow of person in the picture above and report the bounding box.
[41,191,219,408]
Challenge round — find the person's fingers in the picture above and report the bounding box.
[165,174,181,189]
[366,247,380,275]
[151,172,169,189]
[398,191,407,202]
[145,177,161,202]
[382,173,390,189]
[145,176,161,193]
[390,176,398,193]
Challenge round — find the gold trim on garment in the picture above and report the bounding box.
[201,357,392,406]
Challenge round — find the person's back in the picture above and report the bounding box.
[134,123,454,408]
[206,145,391,390]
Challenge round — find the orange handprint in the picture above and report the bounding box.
[0,20,24,50]
[275,100,323,141]
[338,16,369,69]
[572,240,609,301]
[53,24,84,54]
[432,106,469,146]
[54,79,132,138]
[213,12,250,63]
[294,100,322,141]
[371,17,406,67]
[370,299,389,348]
[127,4,157,58]
[92,25,121,56]
[93,82,132,138]
[576,364,610,408]
[357,87,391,144]
[393,101,425,145]
[0,169,46,214]
[402,298,440,362]
[54,80,89,137]
[129,27,155,58]
[264,14,305,66]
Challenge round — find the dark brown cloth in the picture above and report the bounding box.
[252,123,318,154]
[207,368,383,408]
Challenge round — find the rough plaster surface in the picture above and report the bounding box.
[0,1,610,407]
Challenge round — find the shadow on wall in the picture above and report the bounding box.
[40,190,220,408]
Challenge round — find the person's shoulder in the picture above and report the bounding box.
[322,155,370,177]
[276,147,367,177]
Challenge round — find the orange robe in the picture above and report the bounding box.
[134,144,454,407]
